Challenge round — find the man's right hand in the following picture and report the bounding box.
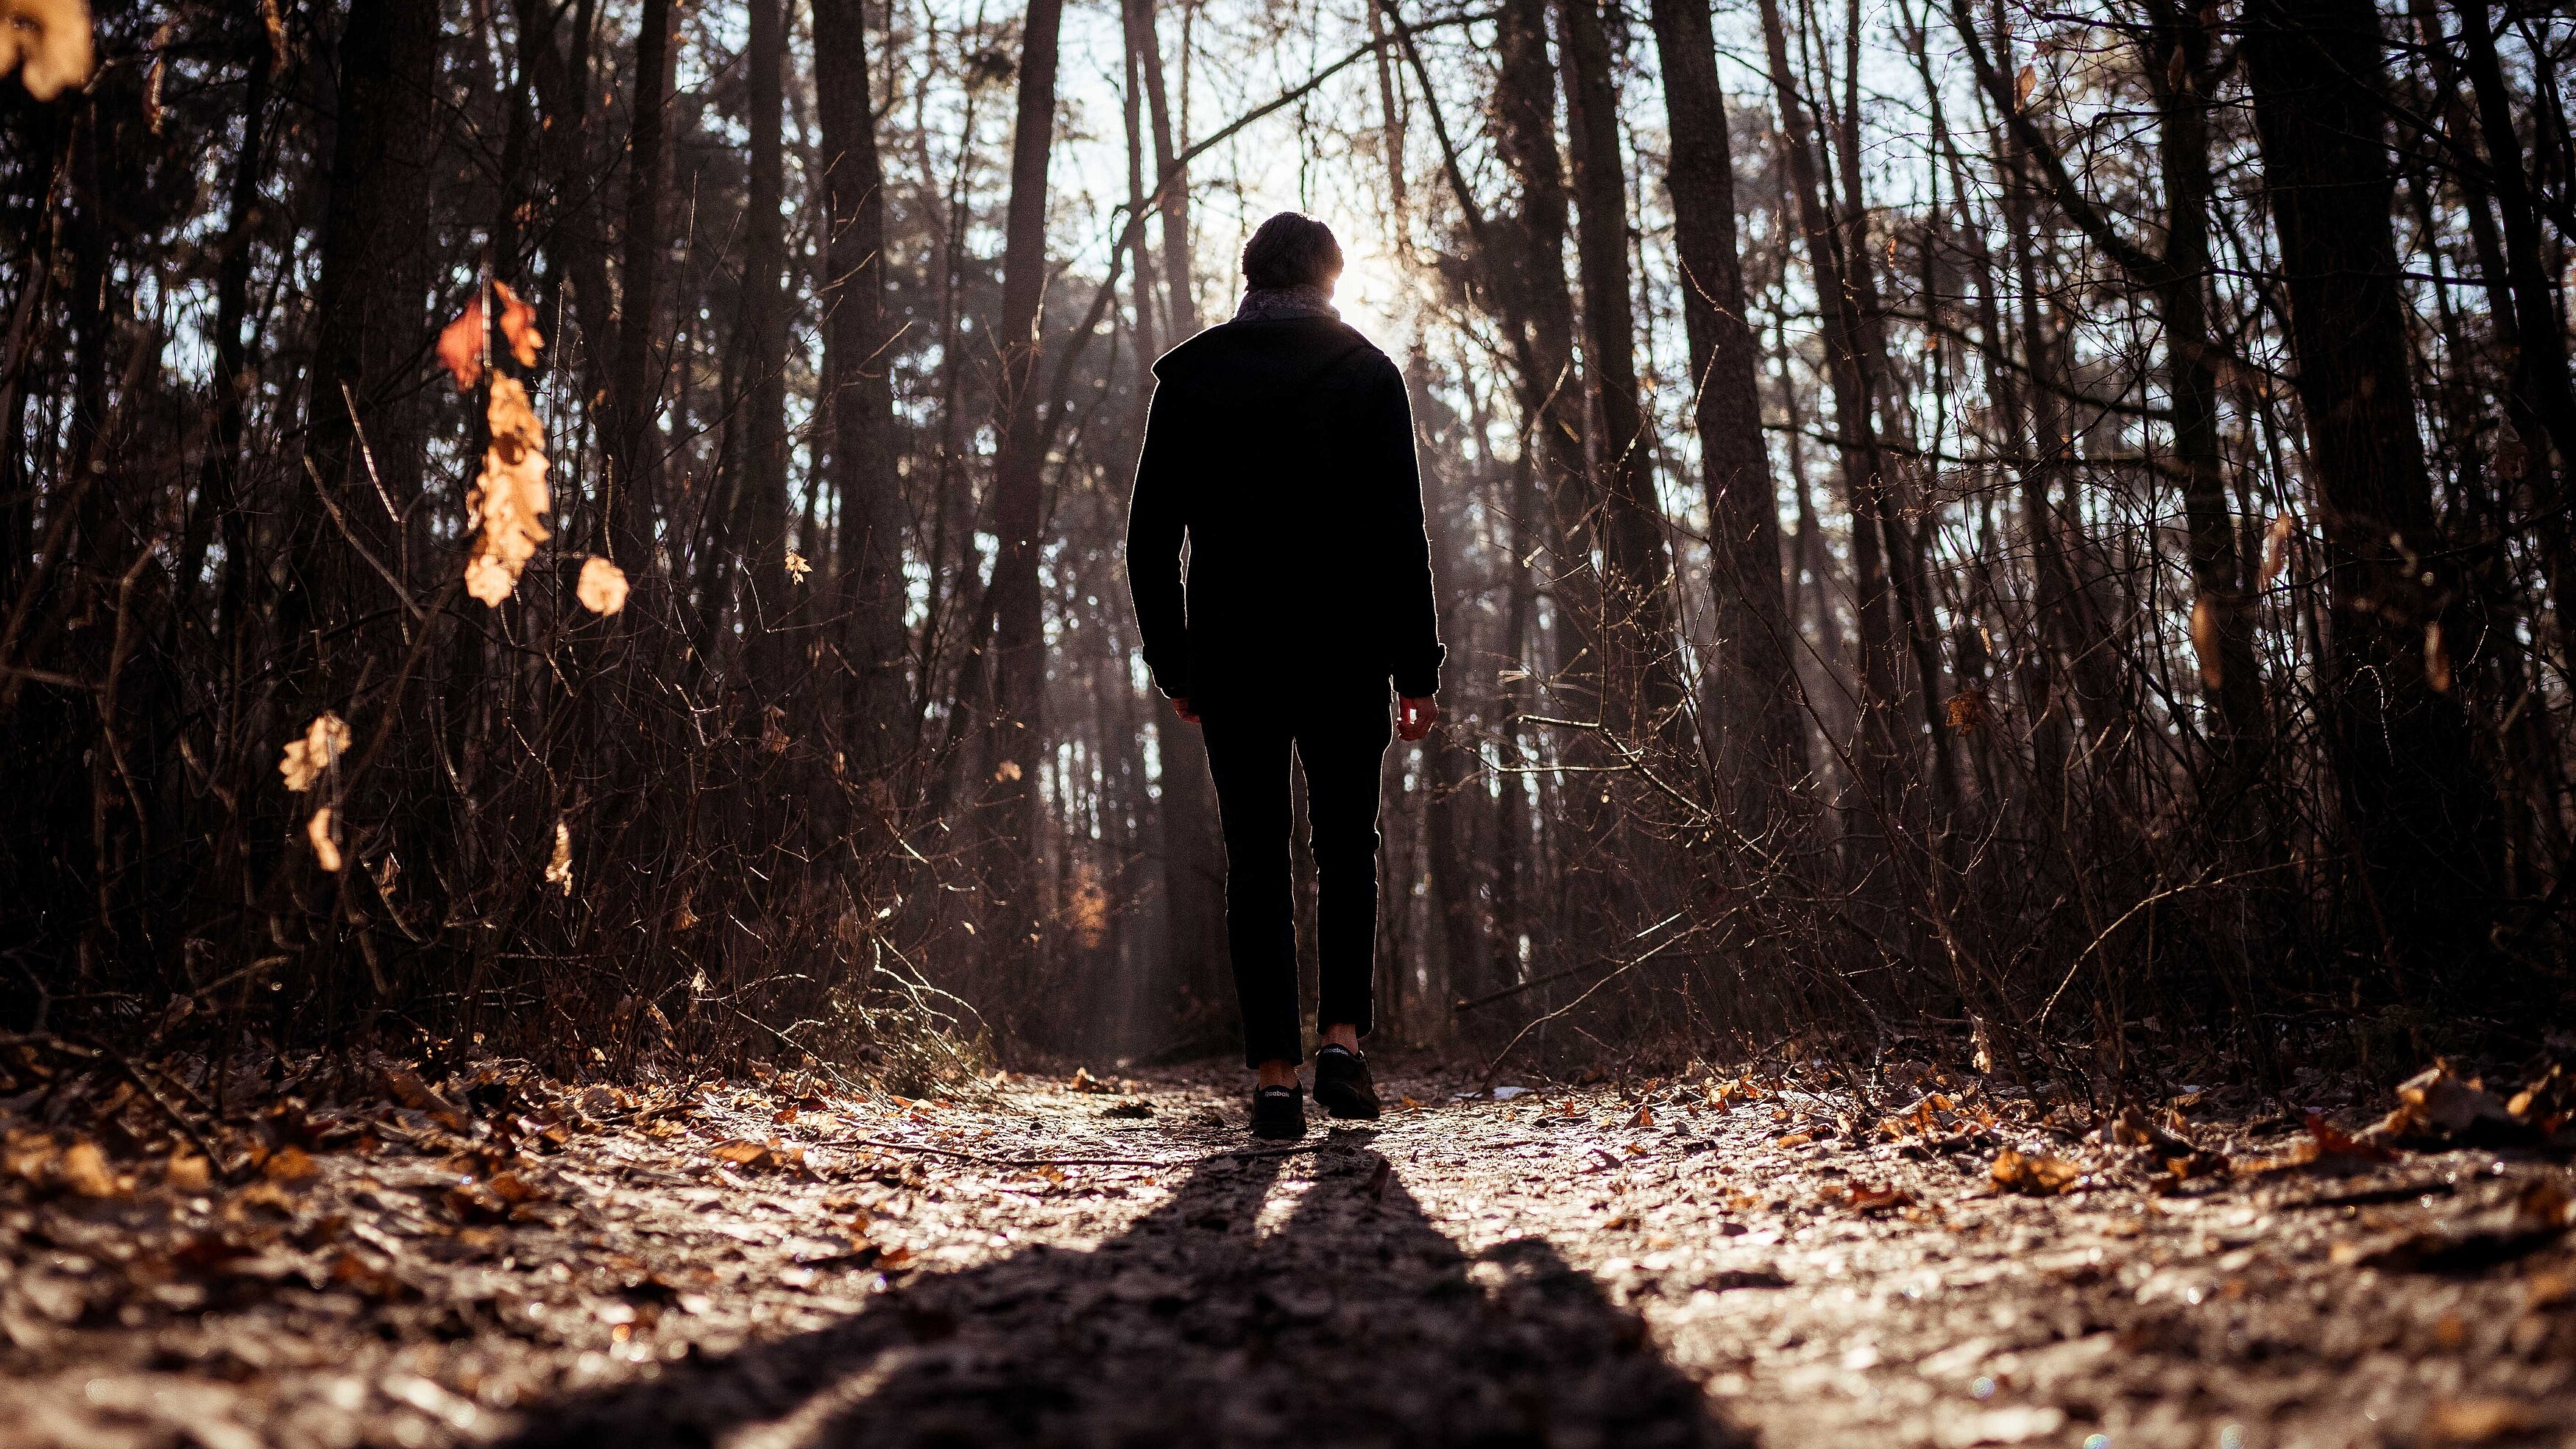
[1172,697,1200,725]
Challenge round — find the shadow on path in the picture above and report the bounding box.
[503,1133,1747,1448]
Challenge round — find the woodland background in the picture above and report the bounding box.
[0,0,2569,1087]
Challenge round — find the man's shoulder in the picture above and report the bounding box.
[1151,317,1388,384]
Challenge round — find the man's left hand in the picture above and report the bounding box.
[1397,696,1438,742]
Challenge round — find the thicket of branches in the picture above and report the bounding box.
[1,0,2567,1084]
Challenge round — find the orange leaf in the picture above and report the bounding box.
[436,297,486,389]
[493,280,545,366]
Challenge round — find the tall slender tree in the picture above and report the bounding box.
[1649,0,1808,820]
[2240,0,2502,982]
[815,0,908,770]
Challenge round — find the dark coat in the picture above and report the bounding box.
[1124,316,1445,709]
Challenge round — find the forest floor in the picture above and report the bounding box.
[1,1049,2573,1449]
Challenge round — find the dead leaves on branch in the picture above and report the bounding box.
[277,712,350,793]
[439,281,622,614]
[464,377,551,606]
[435,279,544,389]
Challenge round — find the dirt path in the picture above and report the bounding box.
[3,1060,2571,1448]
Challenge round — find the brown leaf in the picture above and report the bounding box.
[307,807,342,873]
[166,1150,211,1193]
[279,712,352,792]
[326,1250,411,1301]
[492,280,545,366]
[2014,63,2037,107]
[576,556,629,614]
[1945,686,1986,734]
[263,1145,317,1183]
[464,377,551,606]
[382,1066,468,1131]
[2424,1397,2538,1444]
[436,297,486,389]
[710,1138,776,1169]
[544,819,573,896]
[60,1138,121,1198]
[2257,511,2296,589]
[2189,595,2223,689]
[1842,1183,1915,1215]
[2424,621,2453,693]
[1992,1146,2083,1196]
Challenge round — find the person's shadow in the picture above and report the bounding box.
[503,1132,1748,1448]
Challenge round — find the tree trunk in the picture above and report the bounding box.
[739,0,794,690]
[1490,0,1593,684]
[1133,0,1197,338]
[1555,0,1689,751]
[297,0,441,676]
[609,0,673,570]
[175,34,272,640]
[814,0,908,773]
[2143,0,2271,840]
[982,0,1070,988]
[2240,0,2502,984]
[1649,0,1807,820]
[1757,0,1903,817]
[2452,0,2576,638]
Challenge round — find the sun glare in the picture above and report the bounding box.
[1332,244,1415,350]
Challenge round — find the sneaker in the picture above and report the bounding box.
[1250,1084,1307,1141]
[1312,1044,1381,1120]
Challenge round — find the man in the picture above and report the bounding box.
[1126,213,1443,1141]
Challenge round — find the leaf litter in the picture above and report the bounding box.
[0,1045,2567,1447]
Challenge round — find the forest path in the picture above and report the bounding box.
[4,1060,2572,1448]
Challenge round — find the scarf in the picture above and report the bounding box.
[1232,284,1340,323]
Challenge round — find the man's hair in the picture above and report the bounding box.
[1240,213,1344,290]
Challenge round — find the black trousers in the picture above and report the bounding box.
[1199,691,1391,1069]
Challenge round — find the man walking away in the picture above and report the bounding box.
[1125,213,1443,1140]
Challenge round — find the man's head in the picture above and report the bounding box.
[1241,212,1343,293]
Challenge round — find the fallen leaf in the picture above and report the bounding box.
[381,1067,469,1131]
[2524,1269,2575,1311]
[1843,1183,1916,1215]
[1773,1131,1814,1149]
[60,1139,121,1198]
[710,1139,776,1169]
[166,1151,211,1193]
[2424,1397,2538,1444]
[1992,1146,2082,1196]
[263,1146,317,1183]
[326,1250,411,1301]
